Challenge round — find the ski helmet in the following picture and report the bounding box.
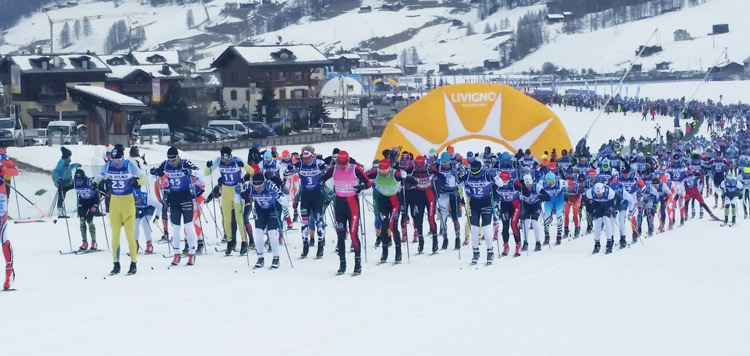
[499,171,511,182]
[523,174,533,186]
[593,183,605,196]
[440,152,451,164]
[337,150,349,164]
[470,160,482,174]
[544,172,556,186]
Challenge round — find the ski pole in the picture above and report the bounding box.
[61,196,73,252]
[209,175,221,241]
[101,214,110,251]
[12,178,20,220]
[272,193,292,268]
[399,186,409,264]
[360,192,370,263]
[7,183,56,223]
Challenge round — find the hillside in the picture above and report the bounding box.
[0,0,746,75]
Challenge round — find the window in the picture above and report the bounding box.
[230,90,238,101]
[41,84,54,94]
[291,89,307,99]
[246,90,251,101]
[279,71,286,81]
[42,104,56,112]
[265,72,271,80]
[278,89,286,99]
[294,71,303,80]
[230,109,237,117]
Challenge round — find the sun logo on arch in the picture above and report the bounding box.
[375,83,571,159]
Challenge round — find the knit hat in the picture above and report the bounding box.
[61,146,72,159]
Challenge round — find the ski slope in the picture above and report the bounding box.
[3,94,748,355]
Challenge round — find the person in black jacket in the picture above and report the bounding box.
[247,142,262,165]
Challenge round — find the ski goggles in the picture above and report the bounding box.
[167,154,179,162]
[301,150,312,158]
[221,153,231,160]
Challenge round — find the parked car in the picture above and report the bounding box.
[246,121,277,137]
[210,126,239,140]
[204,127,232,141]
[173,129,208,143]
[0,117,24,146]
[47,120,85,145]
[321,122,340,135]
[181,126,217,142]
[207,119,251,139]
[137,123,171,144]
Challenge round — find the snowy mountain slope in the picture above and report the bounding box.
[503,0,750,74]
[0,104,747,356]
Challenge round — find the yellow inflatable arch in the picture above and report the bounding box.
[375,83,572,160]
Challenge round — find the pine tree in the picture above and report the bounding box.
[73,20,81,40]
[409,46,419,66]
[186,9,195,28]
[465,23,475,36]
[59,22,71,48]
[484,23,492,34]
[255,87,279,124]
[83,17,92,37]
[399,48,408,70]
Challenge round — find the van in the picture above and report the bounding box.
[47,120,85,145]
[207,120,250,139]
[137,123,171,144]
[0,117,24,146]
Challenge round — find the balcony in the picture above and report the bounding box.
[122,83,152,94]
[37,92,66,103]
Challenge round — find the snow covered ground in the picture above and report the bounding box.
[3,91,746,355]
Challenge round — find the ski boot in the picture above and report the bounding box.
[353,257,362,275]
[619,235,627,249]
[145,241,153,254]
[110,262,121,275]
[187,254,196,266]
[394,245,402,264]
[514,244,521,257]
[127,262,137,275]
[79,240,88,251]
[471,248,480,265]
[442,237,449,250]
[159,234,169,243]
[285,216,293,230]
[431,234,439,254]
[254,257,265,269]
[486,249,494,265]
[543,233,550,245]
[270,257,280,269]
[605,239,614,254]
[592,241,601,254]
[225,239,236,256]
[182,243,189,255]
[455,237,461,250]
[521,240,528,252]
[301,240,310,258]
[197,240,204,254]
[563,227,569,238]
[3,266,13,290]
[555,233,562,245]
[534,241,541,251]
[337,260,346,275]
[412,231,418,244]
[380,245,389,263]
[309,237,315,247]
[502,243,509,257]
[463,236,469,246]
[417,235,424,254]
[171,254,181,266]
[632,232,639,244]
[316,239,325,258]
[239,241,248,256]
[574,226,580,238]
[732,216,737,226]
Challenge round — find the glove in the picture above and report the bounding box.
[153,215,160,224]
[149,167,158,176]
[97,181,107,192]
[206,160,213,168]
[218,176,224,185]
[131,180,141,189]
[238,161,244,167]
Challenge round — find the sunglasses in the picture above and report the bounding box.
[168,155,178,162]
[221,154,231,160]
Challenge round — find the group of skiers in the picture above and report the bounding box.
[3,124,743,284]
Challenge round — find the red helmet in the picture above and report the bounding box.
[337,150,349,164]
[281,150,290,158]
[659,174,668,183]
[415,156,426,167]
[548,162,557,170]
[636,179,645,187]
[588,168,597,176]
[378,159,390,170]
[500,171,511,181]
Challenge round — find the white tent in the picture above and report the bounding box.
[320,76,365,98]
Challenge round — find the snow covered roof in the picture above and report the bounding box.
[320,77,365,97]
[7,54,110,73]
[546,14,564,19]
[353,67,402,76]
[213,45,331,68]
[330,53,361,60]
[70,85,146,107]
[107,64,182,80]
[128,51,180,66]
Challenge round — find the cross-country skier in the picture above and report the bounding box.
[496,170,521,256]
[366,159,408,263]
[584,182,616,254]
[0,155,18,290]
[154,147,202,266]
[95,144,146,275]
[241,171,284,269]
[720,171,743,226]
[541,172,567,246]
[403,156,442,254]
[319,151,371,275]
[206,147,254,255]
[459,160,503,264]
[519,174,549,252]
[74,169,101,251]
[290,146,328,258]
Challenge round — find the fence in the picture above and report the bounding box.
[172,129,384,151]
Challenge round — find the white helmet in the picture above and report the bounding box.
[594,183,605,196]
[523,174,533,185]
